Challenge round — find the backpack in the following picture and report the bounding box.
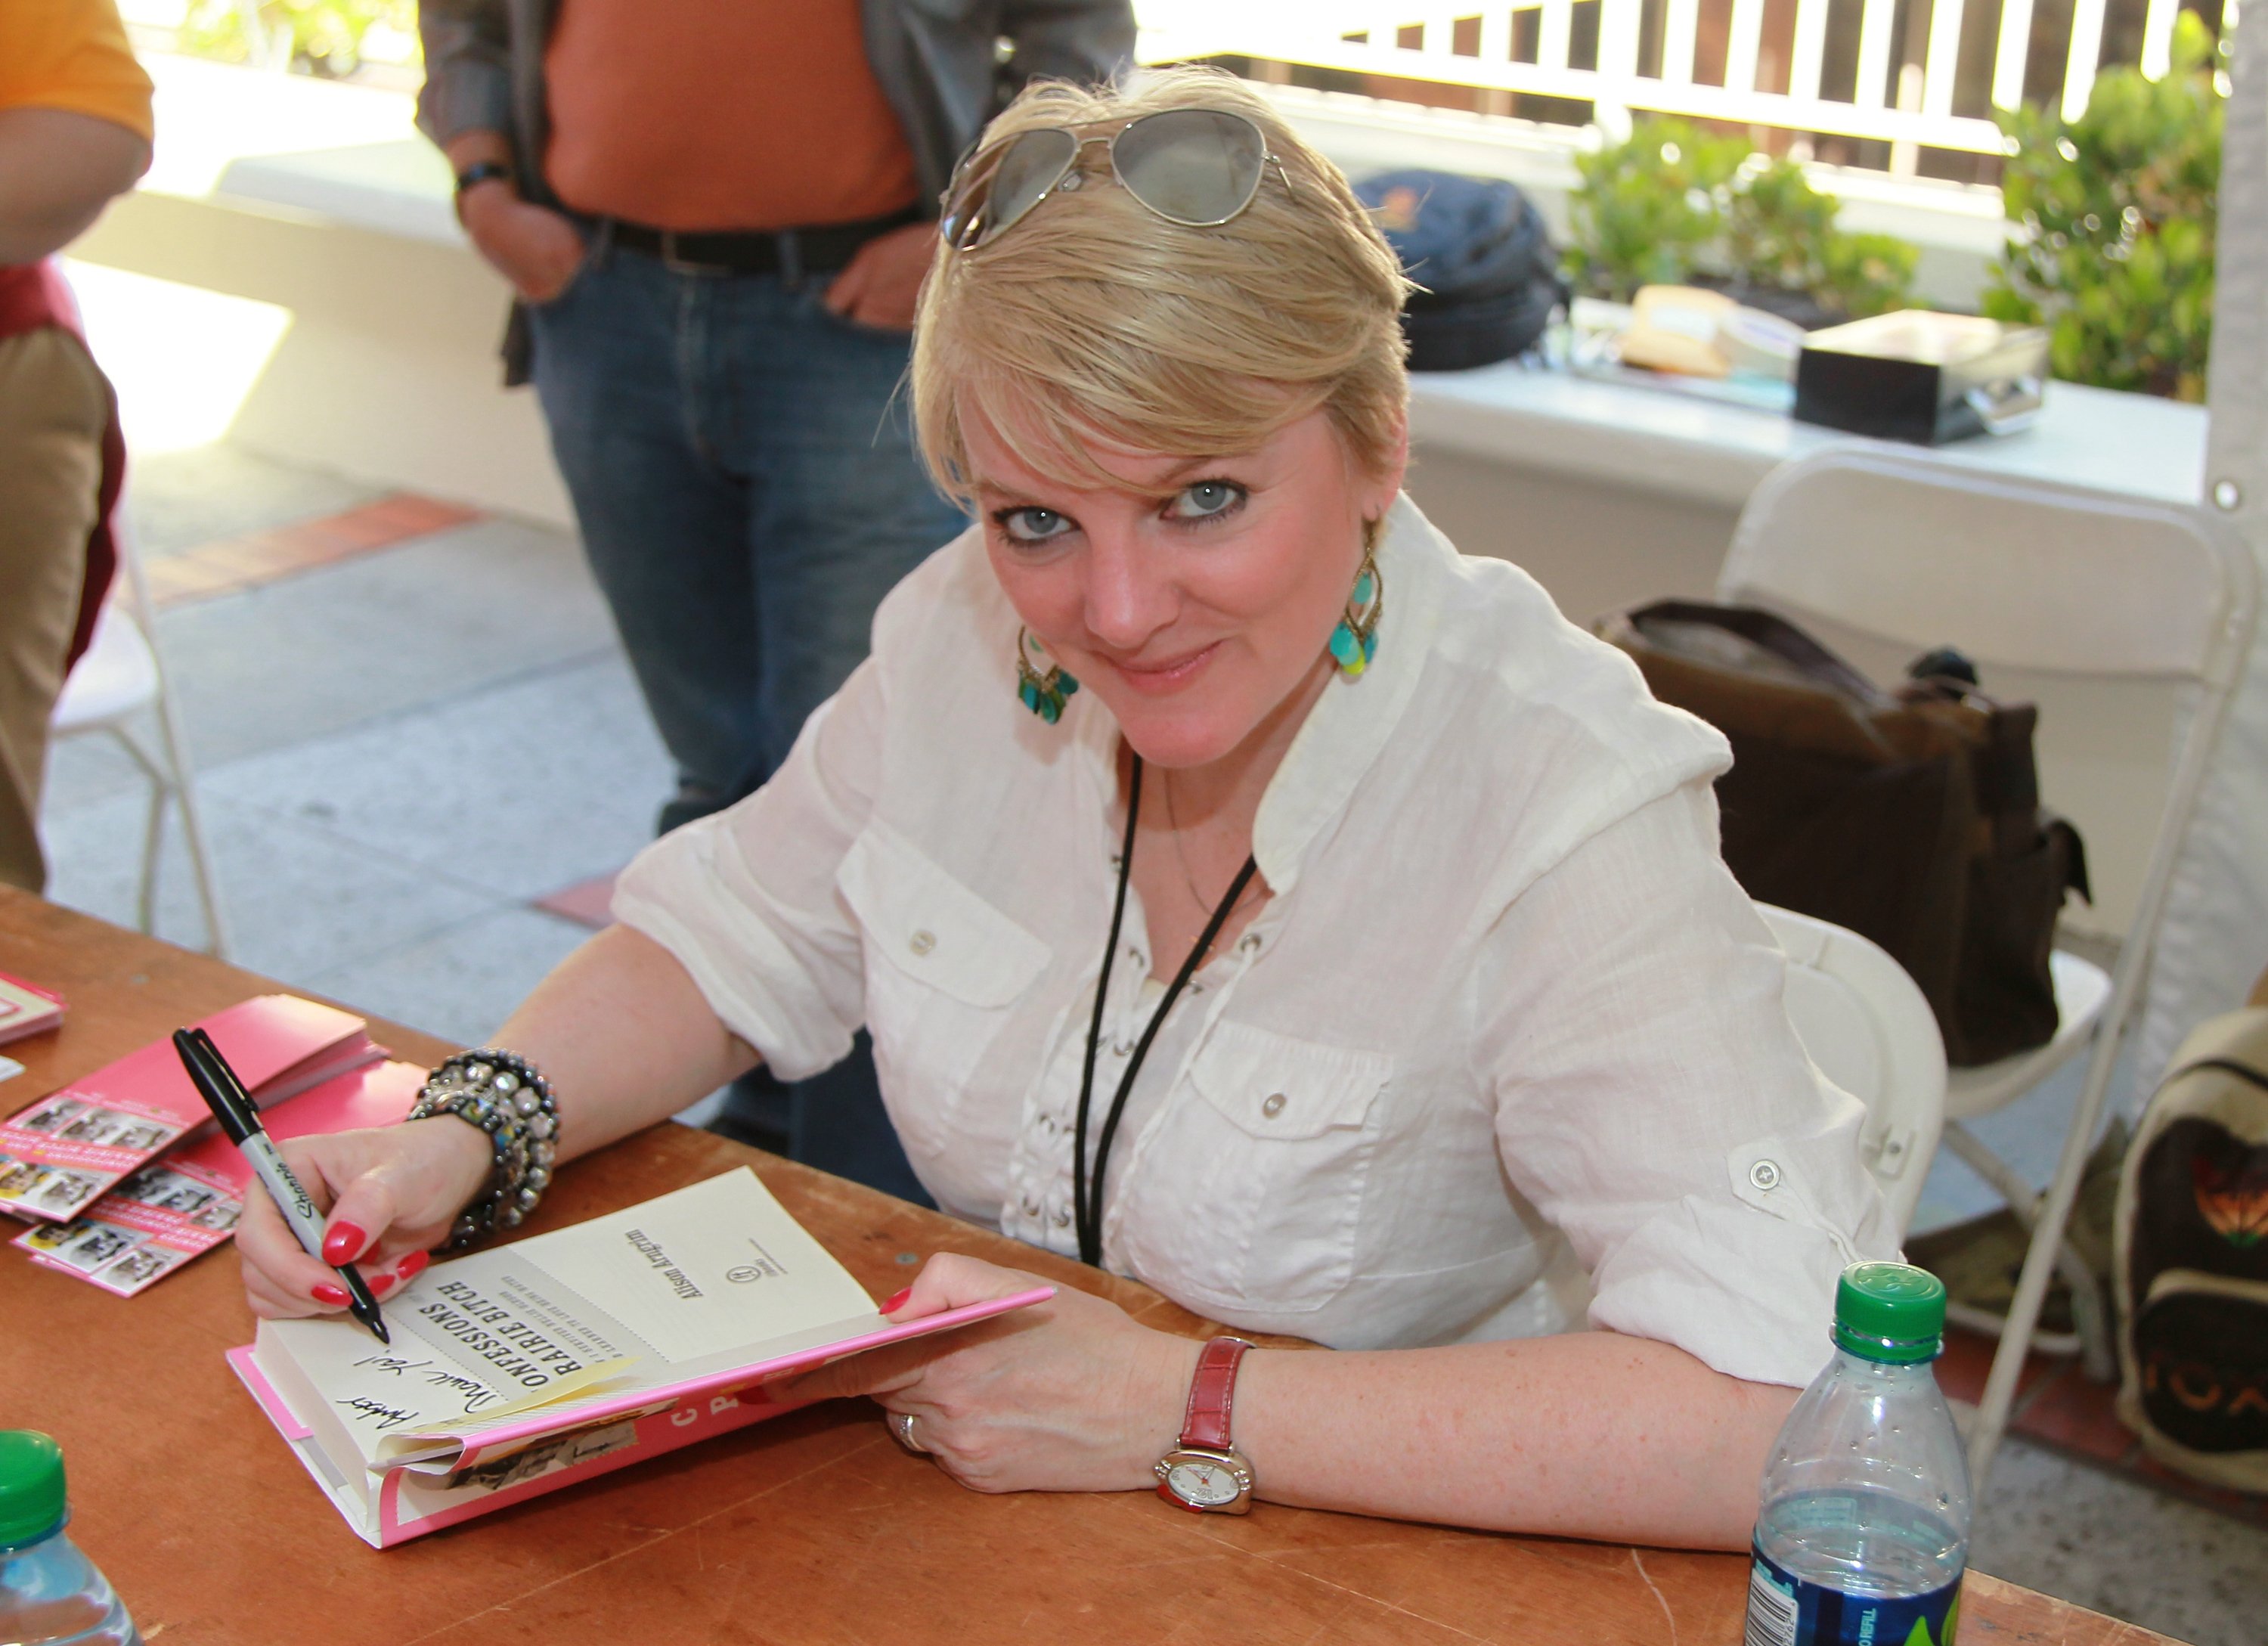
[1354,169,1566,370]
[1595,600,2090,1065]
[2115,990,2268,1489]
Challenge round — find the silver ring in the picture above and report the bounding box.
[889,1409,928,1455]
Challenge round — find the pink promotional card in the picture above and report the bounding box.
[0,993,379,1223]
[0,971,65,1049]
[14,1059,428,1296]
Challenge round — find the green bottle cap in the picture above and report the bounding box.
[0,1431,67,1549]
[1833,1262,1947,1363]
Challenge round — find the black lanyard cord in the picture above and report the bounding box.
[1070,755,1144,1266]
[1072,755,1261,1266]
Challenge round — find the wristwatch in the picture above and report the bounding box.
[451,160,516,229]
[454,160,515,197]
[1154,1337,1256,1514]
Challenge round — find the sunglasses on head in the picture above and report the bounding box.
[939,107,1291,254]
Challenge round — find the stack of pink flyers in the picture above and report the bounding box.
[0,972,65,1049]
[0,994,382,1226]
[14,1059,428,1296]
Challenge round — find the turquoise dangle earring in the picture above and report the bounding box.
[1015,627,1079,724]
[1328,522,1383,680]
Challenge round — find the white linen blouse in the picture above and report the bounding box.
[614,494,1900,1389]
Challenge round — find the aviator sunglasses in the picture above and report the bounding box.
[939,107,1290,253]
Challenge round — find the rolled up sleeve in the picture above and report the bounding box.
[611,653,885,1083]
[415,0,513,147]
[1479,780,1901,1387]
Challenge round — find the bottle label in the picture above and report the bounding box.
[1746,1541,1963,1646]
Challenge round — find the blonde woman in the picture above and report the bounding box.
[237,70,1896,1547]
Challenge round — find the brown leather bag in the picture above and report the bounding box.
[1597,600,2090,1066]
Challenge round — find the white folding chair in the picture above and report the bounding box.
[1723,448,2257,1489]
[1758,903,1946,1237]
[49,507,231,957]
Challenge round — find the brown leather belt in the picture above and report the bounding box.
[604,206,924,277]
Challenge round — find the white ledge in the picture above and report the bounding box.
[1408,361,2208,510]
[122,51,2208,520]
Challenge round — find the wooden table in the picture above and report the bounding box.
[0,888,2174,1644]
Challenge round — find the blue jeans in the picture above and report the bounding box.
[528,240,962,1205]
[528,238,967,817]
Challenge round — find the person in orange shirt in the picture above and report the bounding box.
[416,0,1132,1198]
[0,0,154,893]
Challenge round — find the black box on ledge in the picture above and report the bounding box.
[1794,312,2050,445]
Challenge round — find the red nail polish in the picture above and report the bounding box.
[370,1272,396,1297]
[880,1286,912,1314]
[312,1283,349,1306]
[322,1223,367,1266]
[394,1250,429,1283]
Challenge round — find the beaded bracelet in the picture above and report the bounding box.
[407,1049,560,1251]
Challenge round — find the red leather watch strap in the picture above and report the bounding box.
[1179,1337,1252,1452]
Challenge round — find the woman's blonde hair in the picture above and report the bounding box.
[912,67,1411,503]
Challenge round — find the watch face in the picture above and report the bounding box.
[1166,1457,1243,1508]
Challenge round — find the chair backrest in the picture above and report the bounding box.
[52,487,163,734]
[51,602,159,733]
[1759,902,1947,1235]
[1721,449,2255,689]
[1725,451,2257,1143]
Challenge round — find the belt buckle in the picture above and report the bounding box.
[657,231,730,277]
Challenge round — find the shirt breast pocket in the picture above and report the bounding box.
[838,826,1049,1156]
[1124,1019,1393,1316]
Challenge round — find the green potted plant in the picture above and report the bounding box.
[1566,119,1917,324]
[1721,157,1918,325]
[184,0,416,78]
[1564,119,1749,303]
[1981,11,2223,401]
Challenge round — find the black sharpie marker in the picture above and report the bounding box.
[172,1026,390,1344]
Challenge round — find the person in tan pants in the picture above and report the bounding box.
[0,0,153,891]
[0,329,113,891]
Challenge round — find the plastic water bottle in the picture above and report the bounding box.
[0,1433,140,1646]
[1746,1263,1973,1646]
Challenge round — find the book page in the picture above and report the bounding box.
[262,1167,881,1468]
[502,1164,878,1364]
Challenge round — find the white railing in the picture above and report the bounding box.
[1137,0,2223,167]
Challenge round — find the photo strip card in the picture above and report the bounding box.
[0,993,380,1223]
[14,1059,426,1297]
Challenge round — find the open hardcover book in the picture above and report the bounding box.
[229,1167,1052,1547]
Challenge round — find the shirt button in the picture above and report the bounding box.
[1052,1207,1071,1227]
[909,930,936,957]
[1261,1093,1286,1118]
[1238,934,1261,956]
[1021,1195,1040,1217]
[1749,1160,1783,1191]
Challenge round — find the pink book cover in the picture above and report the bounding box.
[14,1059,428,1296]
[0,993,380,1223]
[0,971,65,1049]
[228,1288,1053,1548]
[220,1166,1052,1548]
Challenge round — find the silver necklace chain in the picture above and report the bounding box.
[1158,767,1261,959]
